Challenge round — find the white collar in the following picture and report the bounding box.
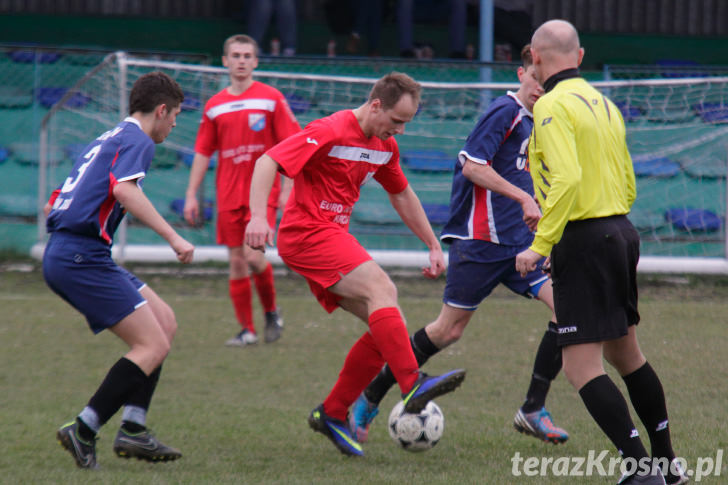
[506,91,533,118]
[123,116,142,128]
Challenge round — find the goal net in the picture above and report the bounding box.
[35,54,728,273]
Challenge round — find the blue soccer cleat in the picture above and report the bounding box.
[401,369,466,414]
[308,404,363,457]
[513,407,569,444]
[348,393,380,443]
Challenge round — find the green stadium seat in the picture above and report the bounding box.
[0,86,33,108]
[352,202,402,225]
[628,210,666,231]
[681,154,727,179]
[0,194,36,218]
[9,142,64,166]
[152,145,179,169]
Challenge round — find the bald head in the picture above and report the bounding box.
[532,19,580,58]
[530,19,584,83]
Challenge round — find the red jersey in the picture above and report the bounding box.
[267,110,409,247]
[194,81,300,211]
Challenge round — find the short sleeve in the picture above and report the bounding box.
[266,121,328,178]
[112,137,154,184]
[194,104,218,156]
[459,100,514,166]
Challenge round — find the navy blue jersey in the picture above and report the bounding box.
[441,92,534,248]
[47,118,154,244]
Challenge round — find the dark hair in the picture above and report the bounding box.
[223,34,259,56]
[368,72,421,110]
[128,71,184,115]
[521,44,533,68]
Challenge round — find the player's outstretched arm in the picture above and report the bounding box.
[245,154,280,250]
[114,180,194,263]
[388,185,445,278]
[183,153,212,226]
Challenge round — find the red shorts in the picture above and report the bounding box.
[278,226,372,313]
[217,205,278,247]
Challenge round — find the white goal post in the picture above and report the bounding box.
[33,53,728,274]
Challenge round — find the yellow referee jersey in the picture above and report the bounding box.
[528,77,636,256]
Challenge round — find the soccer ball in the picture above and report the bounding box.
[387,400,444,452]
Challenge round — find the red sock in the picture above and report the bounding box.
[323,331,384,421]
[368,307,419,394]
[229,278,255,333]
[252,263,277,313]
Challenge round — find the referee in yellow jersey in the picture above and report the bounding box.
[515,20,686,485]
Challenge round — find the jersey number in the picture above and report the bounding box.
[61,145,101,193]
[516,138,529,171]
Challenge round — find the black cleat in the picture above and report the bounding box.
[57,421,98,469]
[113,428,182,462]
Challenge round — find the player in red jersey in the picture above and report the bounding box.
[184,34,301,347]
[245,72,466,457]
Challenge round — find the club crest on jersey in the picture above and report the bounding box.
[249,113,266,132]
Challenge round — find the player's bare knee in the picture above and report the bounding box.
[151,338,171,364]
[372,281,398,308]
[245,249,267,273]
[153,301,177,341]
[160,312,178,342]
[560,362,584,389]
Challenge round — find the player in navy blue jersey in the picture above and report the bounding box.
[43,71,194,469]
[350,46,570,445]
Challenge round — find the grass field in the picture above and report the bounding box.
[1,264,726,484]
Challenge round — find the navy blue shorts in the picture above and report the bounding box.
[443,239,549,311]
[43,232,147,334]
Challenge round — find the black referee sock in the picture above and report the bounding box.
[622,362,676,464]
[522,321,562,413]
[363,328,440,405]
[579,374,649,462]
[87,357,148,428]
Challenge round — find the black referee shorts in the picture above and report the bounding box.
[551,215,640,346]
